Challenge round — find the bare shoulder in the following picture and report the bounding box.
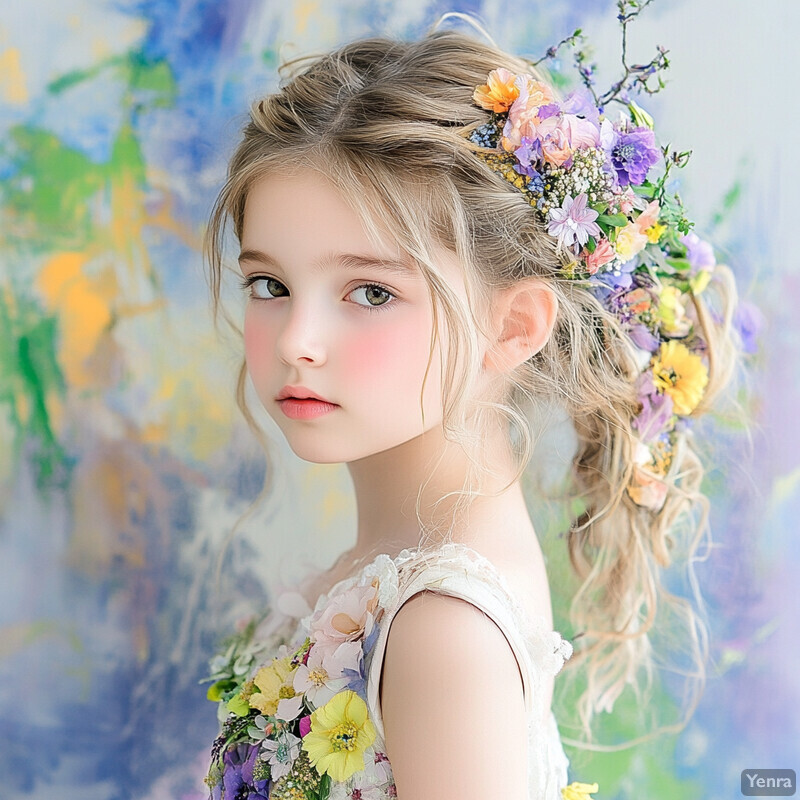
[380,590,529,800]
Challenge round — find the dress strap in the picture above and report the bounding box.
[365,545,551,743]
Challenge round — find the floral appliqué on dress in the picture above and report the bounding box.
[204,555,401,800]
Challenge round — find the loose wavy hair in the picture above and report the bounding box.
[205,29,739,741]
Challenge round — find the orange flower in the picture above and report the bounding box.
[627,465,668,511]
[541,128,572,167]
[473,68,520,113]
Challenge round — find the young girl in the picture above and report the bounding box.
[202,22,739,800]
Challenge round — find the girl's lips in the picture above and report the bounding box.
[277,397,339,420]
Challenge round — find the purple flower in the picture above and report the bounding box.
[733,300,764,354]
[537,102,561,120]
[611,126,660,186]
[629,323,660,352]
[680,232,716,273]
[547,193,601,249]
[221,743,269,799]
[562,89,600,125]
[513,137,542,177]
[633,372,675,442]
[590,257,637,292]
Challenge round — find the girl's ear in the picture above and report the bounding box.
[483,279,558,373]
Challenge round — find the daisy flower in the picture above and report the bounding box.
[260,731,303,781]
[651,340,709,415]
[293,640,362,707]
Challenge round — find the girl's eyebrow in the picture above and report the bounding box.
[237,249,417,277]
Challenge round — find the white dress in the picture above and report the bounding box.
[206,542,572,799]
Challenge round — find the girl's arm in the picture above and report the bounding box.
[380,590,529,799]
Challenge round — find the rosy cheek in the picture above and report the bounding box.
[243,309,276,379]
[340,316,433,388]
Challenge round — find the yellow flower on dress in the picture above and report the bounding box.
[473,67,520,113]
[249,656,299,716]
[651,340,709,416]
[562,781,600,800]
[301,689,376,782]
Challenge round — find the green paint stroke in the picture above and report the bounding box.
[559,679,703,799]
[1,51,174,253]
[0,287,67,487]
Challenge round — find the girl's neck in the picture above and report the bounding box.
[345,420,535,564]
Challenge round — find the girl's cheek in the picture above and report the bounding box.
[243,312,275,374]
[341,317,431,382]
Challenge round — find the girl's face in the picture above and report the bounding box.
[238,169,470,464]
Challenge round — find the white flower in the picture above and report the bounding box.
[362,745,394,784]
[293,640,362,707]
[328,767,386,800]
[276,693,304,722]
[361,554,400,610]
[260,731,302,780]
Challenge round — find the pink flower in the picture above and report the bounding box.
[582,238,616,274]
[308,583,378,653]
[560,114,600,149]
[541,127,573,167]
[299,714,312,738]
[634,200,660,233]
[548,193,601,249]
[613,188,636,215]
[502,76,555,149]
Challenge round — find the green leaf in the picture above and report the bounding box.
[665,257,691,273]
[597,213,628,228]
[629,100,655,129]
[206,679,237,702]
[632,182,655,197]
[226,694,251,717]
[585,236,597,254]
[318,773,332,800]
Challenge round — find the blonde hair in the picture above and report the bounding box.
[205,30,739,739]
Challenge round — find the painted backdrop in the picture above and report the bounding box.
[0,0,797,798]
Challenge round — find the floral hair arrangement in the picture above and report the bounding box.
[467,0,720,512]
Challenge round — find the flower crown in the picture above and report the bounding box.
[465,7,716,511]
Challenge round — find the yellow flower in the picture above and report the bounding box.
[651,340,709,416]
[690,269,712,295]
[614,223,648,262]
[473,68,520,113]
[562,782,600,800]
[301,690,376,782]
[657,285,690,336]
[644,222,667,243]
[249,656,299,715]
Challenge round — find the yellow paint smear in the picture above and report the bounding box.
[294,0,319,34]
[37,252,114,388]
[0,47,28,105]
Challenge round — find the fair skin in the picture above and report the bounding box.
[239,168,559,799]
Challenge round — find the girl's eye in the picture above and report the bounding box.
[349,284,395,309]
[244,276,288,299]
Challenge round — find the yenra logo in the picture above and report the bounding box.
[741,769,796,797]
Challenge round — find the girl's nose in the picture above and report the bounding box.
[274,302,328,366]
